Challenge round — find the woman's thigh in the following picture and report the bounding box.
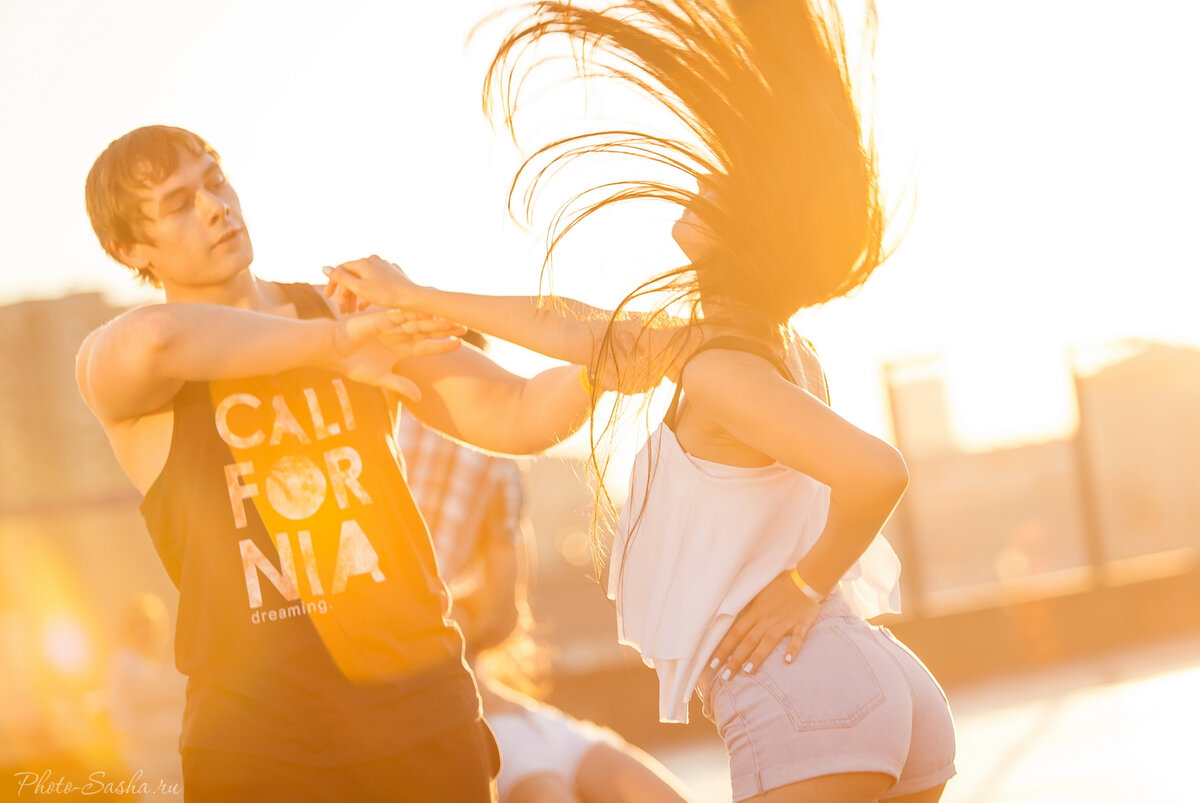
[752,771,894,802]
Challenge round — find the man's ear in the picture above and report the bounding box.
[115,240,150,271]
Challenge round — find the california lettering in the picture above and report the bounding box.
[211,378,387,622]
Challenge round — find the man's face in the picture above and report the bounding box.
[120,149,253,289]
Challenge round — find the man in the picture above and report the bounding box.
[76,125,594,801]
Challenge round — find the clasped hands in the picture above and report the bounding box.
[325,256,464,400]
[323,255,643,395]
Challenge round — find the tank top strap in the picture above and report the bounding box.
[664,335,793,428]
[278,282,335,321]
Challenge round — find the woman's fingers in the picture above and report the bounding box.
[713,620,811,678]
[784,627,806,663]
[710,610,775,678]
[723,626,773,677]
[324,256,422,310]
[322,268,360,314]
[742,631,786,676]
[708,572,820,677]
[708,615,751,677]
[323,263,394,309]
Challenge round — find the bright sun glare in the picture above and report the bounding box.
[0,0,1197,450]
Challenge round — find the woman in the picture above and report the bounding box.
[327,1,955,799]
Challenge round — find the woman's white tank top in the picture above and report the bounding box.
[606,339,902,723]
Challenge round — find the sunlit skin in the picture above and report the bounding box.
[79,148,462,492]
[117,151,266,308]
[78,144,603,530]
[74,126,615,798]
[670,195,712,264]
[325,228,925,803]
[321,126,948,799]
[78,132,604,505]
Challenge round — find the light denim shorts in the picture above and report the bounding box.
[700,597,956,801]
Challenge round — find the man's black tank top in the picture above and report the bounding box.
[139,283,478,764]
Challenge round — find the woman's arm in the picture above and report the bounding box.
[681,349,908,676]
[323,256,694,390]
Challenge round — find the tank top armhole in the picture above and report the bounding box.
[146,283,327,510]
[139,380,209,587]
[139,382,194,504]
[279,282,336,321]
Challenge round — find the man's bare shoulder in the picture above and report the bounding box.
[76,303,174,371]
[88,303,180,341]
[75,325,105,409]
[74,303,185,425]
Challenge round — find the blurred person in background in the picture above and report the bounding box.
[397,330,692,803]
[106,592,187,791]
[77,124,603,800]
[325,0,956,800]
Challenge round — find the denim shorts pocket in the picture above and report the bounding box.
[752,624,884,732]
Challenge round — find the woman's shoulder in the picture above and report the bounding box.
[678,347,789,404]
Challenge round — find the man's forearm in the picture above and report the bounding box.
[514,364,594,451]
[455,364,593,456]
[149,303,337,381]
[84,303,337,423]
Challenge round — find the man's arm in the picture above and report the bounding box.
[397,344,593,456]
[77,302,460,425]
[79,304,335,424]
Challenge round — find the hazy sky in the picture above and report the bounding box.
[3,0,1197,448]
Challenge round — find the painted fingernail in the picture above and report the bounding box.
[709,658,720,670]
[321,265,332,274]
[785,653,794,663]
[720,668,732,681]
[742,662,754,674]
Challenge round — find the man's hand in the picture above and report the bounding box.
[593,327,670,395]
[323,255,424,313]
[331,310,464,399]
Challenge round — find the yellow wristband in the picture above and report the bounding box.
[579,364,595,396]
[788,569,825,605]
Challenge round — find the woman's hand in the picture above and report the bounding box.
[322,255,426,312]
[707,572,820,679]
[330,309,464,399]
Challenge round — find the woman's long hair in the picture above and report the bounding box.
[483,0,888,567]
